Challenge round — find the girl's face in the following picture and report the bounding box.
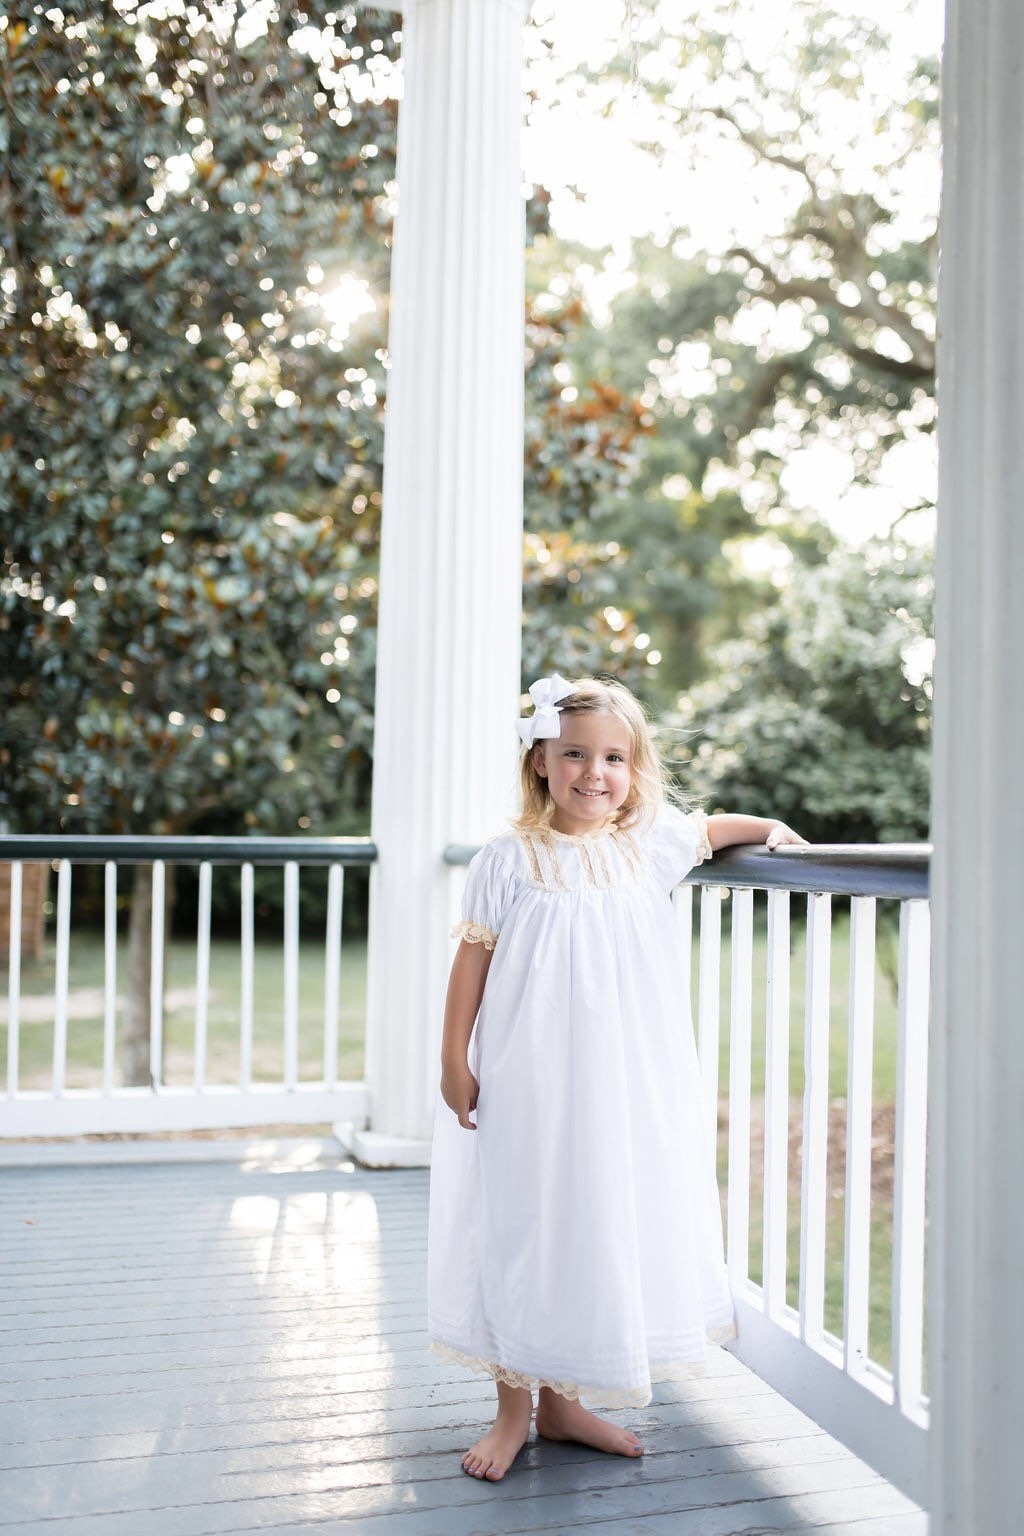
[531,709,633,836]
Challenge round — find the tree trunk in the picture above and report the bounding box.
[122,863,175,1087]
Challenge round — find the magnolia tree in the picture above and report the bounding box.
[1,3,399,840]
[1,3,398,1079]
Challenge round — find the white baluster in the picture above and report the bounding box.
[892,898,930,1416]
[240,862,254,1090]
[323,864,344,1090]
[763,888,791,1318]
[6,862,22,1096]
[194,862,212,1092]
[52,860,72,1096]
[102,862,117,1096]
[698,885,723,1136]
[843,894,877,1378]
[799,892,832,1348]
[283,862,300,1090]
[150,861,165,1089]
[728,886,754,1290]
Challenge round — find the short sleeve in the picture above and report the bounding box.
[647,805,713,890]
[451,844,519,951]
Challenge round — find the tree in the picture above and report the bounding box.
[530,0,938,701]
[522,277,654,691]
[666,540,933,843]
[1,2,397,841]
[0,6,665,1075]
[1,2,398,1078]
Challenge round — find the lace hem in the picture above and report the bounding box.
[430,1323,738,1409]
[430,1340,651,1406]
[451,920,498,951]
[692,808,713,865]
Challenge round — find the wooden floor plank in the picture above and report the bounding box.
[0,1402,829,1481]
[0,1151,928,1536]
[0,1433,862,1523]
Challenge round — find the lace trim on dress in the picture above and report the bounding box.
[518,829,546,886]
[615,828,643,880]
[451,920,498,951]
[693,808,713,865]
[429,1320,738,1409]
[535,829,569,891]
[519,825,629,892]
[577,838,598,888]
[429,1340,649,1407]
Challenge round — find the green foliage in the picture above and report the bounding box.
[1,3,397,833]
[0,0,939,851]
[668,541,933,841]
[522,285,654,689]
[537,0,938,704]
[0,7,659,837]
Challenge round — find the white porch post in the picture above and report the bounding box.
[344,0,528,1165]
[931,0,1024,1527]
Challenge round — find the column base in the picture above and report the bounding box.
[333,1121,432,1169]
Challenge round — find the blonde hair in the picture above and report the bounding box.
[516,676,675,833]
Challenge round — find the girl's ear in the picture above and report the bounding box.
[531,742,548,780]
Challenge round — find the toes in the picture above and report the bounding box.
[485,1464,504,1481]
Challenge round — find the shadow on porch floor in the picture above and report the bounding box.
[0,1140,926,1535]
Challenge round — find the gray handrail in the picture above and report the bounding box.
[685,842,929,900]
[0,835,377,867]
[445,840,930,900]
[2,834,930,898]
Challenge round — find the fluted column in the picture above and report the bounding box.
[930,0,1024,1526]
[350,0,528,1162]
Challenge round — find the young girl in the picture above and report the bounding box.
[427,674,806,1481]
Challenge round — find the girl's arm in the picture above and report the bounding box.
[707,813,807,851]
[440,939,493,1130]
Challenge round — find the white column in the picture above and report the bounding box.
[930,0,1024,1527]
[343,0,528,1165]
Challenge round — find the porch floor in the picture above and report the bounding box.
[0,1141,927,1535]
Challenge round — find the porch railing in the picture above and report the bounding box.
[0,835,375,1137]
[677,842,930,1508]
[3,832,930,1506]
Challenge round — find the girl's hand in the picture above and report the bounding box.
[765,822,808,850]
[441,1058,480,1130]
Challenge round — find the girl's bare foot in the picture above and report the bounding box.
[535,1386,644,1457]
[461,1382,533,1481]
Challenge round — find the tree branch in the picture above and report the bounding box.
[702,106,817,188]
[726,246,935,378]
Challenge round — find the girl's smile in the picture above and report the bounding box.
[531,710,632,835]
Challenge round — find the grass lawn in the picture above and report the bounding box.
[4,894,912,1373]
[3,936,368,1090]
[694,893,907,1373]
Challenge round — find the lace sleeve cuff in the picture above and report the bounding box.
[693,810,713,865]
[451,920,498,951]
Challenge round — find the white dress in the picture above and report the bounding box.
[427,804,735,1408]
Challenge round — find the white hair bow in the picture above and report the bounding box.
[517,674,576,747]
